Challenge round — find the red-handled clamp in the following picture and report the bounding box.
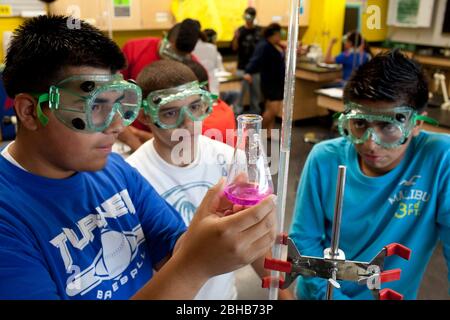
[262,235,412,300]
[379,288,404,300]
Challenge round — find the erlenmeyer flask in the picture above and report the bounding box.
[224,114,274,206]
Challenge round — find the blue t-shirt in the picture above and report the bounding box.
[0,153,186,300]
[335,51,370,81]
[290,131,450,300]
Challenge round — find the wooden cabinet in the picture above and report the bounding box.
[49,0,106,29]
[104,0,142,31]
[141,0,174,30]
[49,0,307,31]
[253,0,309,27]
[49,0,145,31]
[299,0,310,27]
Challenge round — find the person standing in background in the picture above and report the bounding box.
[231,7,262,115]
[324,30,371,85]
[193,27,224,96]
[119,19,201,152]
[244,23,285,137]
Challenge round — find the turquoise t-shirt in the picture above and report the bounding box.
[290,131,450,300]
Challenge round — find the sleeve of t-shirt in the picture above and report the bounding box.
[124,161,187,268]
[0,222,61,299]
[335,53,346,64]
[289,145,351,300]
[245,41,265,74]
[436,149,450,296]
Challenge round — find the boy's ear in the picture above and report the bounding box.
[412,111,426,137]
[13,93,41,131]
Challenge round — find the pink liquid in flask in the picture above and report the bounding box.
[224,182,273,206]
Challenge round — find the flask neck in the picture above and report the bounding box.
[237,114,262,134]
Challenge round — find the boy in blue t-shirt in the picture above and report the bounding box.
[325,31,371,83]
[0,15,277,300]
[290,50,450,299]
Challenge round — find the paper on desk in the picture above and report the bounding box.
[317,62,340,69]
[316,88,343,99]
[215,70,232,77]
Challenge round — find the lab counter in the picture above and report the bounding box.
[278,62,342,120]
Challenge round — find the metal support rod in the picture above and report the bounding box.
[326,268,338,299]
[326,165,347,300]
[268,0,301,300]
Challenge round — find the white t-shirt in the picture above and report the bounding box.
[1,142,27,170]
[193,40,225,95]
[127,135,237,300]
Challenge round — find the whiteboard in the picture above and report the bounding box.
[387,0,435,28]
[0,0,46,17]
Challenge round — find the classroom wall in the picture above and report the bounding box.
[0,17,24,62]
[361,0,388,42]
[301,0,346,56]
[388,0,450,47]
[344,0,388,42]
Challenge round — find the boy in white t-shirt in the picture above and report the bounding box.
[127,60,293,299]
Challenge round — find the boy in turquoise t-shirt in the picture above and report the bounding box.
[290,50,450,300]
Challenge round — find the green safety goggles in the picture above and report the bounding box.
[244,13,255,21]
[336,102,439,149]
[142,81,215,130]
[36,74,142,133]
[158,37,191,63]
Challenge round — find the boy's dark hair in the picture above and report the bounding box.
[2,15,125,98]
[170,18,201,54]
[137,60,197,97]
[245,7,257,18]
[264,23,282,39]
[167,22,181,41]
[184,60,209,90]
[203,29,217,44]
[346,30,363,48]
[344,49,429,112]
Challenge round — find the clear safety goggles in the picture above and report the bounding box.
[142,81,215,129]
[158,37,191,63]
[336,102,438,149]
[244,14,255,21]
[36,74,142,133]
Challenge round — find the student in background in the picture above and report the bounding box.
[324,30,371,84]
[193,26,224,95]
[244,23,285,137]
[231,7,262,115]
[119,19,201,151]
[204,28,240,109]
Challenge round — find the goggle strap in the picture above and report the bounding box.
[332,112,342,120]
[416,115,439,126]
[36,94,50,127]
